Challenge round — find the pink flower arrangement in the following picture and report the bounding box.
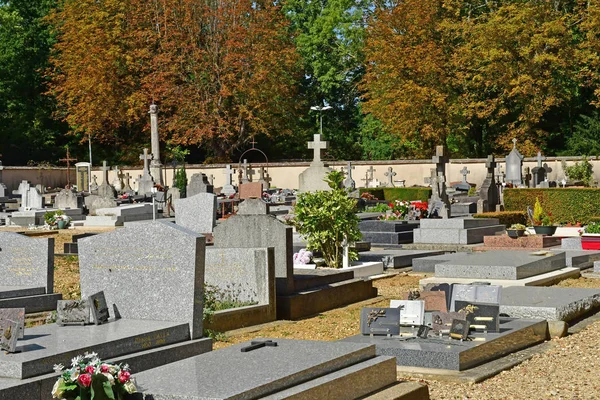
[52,352,136,399]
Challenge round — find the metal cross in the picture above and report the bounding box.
[59,146,77,189]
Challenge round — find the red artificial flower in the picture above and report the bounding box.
[118,370,131,383]
[100,364,110,373]
[85,365,95,374]
[78,374,92,387]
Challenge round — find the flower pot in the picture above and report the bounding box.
[581,234,600,250]
[57,220,67,229]
[506,229,526,239]
[533,225,557,236]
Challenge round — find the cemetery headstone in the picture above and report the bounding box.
[111,166,124,193]
[137,149,155,195]
[505,138,524,186]
[221,164,237,196]
[240,159,250,184]
[78,221,206,339]
[360,307,400,336]
[122,173,135,196]
[187,173,214,196]
[0,308,25,339]
[478,155,499,213]
[429,146,451,218]
[298,134,333,192]
[384,167,396,187]
[450,284,502,312]
[59,146,77,189]
[524,166,532,188]
[454,166,471,191]
[343,161,356,190]
[88,291,109,325]
[258,167,271,190]
[90,175,99,194]
[54,188,80,209]
[175,193,217,233]
[97,161,117,199]
[75,162,91,192]
[56,299,90,326]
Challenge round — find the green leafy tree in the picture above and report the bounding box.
[292,171,361,268]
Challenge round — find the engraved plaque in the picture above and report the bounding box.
[360,307,400,336]
[89,291,110,325]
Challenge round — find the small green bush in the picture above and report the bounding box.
[563,157,594,186]
[174,167,188,197]
[473,211,527,227]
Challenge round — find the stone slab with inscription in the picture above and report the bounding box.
[360,308,400,336]
[88,291,109,325]
[0,319,20,353]
[56,300,89,326]
[342,317,547,370]
[78,221,206,339]
[431,311,466,333]
[0,309,24,339]
[0,232,54,293]
[455,301,500,333]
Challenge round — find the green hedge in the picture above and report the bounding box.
[504,188,600,225]
[473,211,527,227]
[359,187,432,202]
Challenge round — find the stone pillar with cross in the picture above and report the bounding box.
[478,155,499,213]
[258,166,271,190]
[454,166,471,191]
[240,159,250,184]
[298,134,333,192]
[430,146,450,217]
[59,146,77,189]
[122,173,135,195]
[247,162,256,183]
[531,151,546,188]
[343,161,356,190]
[538,163,553,188]
[97,161,116,199]
[221,164,236,196]
[149,104,164,185]
[384,167,396,187]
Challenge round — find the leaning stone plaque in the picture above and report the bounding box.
[455,301,500,333]
[0,308,25,339]
[391,300,425,326]
[56,300,90,326]
[89,291,109,325]
[0,319,21,353]
[431,311,466,333]
[416,325,431,339]
[409,290,447,312]
[449,319,470,340]
[360,307,400,336]
[450,284,502,311]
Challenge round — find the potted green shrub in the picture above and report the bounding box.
[506,223,527,238]
[581,222,600,250]
[532,198,557,236]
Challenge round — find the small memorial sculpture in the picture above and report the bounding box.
[0,308,25,338]
[57,300,90,326]
[449,319,470,340]
[0,318,20,353]
[52,352,137,399]
[89,291,110,325]
[360,307,400,336]
[431,311,466,334]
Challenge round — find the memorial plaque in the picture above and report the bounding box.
[449,319,470,340]
[417,325,431,339]
[75,162,91,192]
[0,319,20,353]
[423,283,452,311]
[89,291,109,325]
[390,300,425,326]
[56,300,89,326]
[431,311,466,333]
[450,284,501,311]
[455,301,500,333]
[360,307,400,336]
[411,290,447,312]
[0,308,25,339]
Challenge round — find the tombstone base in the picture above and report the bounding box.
[298,166,333,192]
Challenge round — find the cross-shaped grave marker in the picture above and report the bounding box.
[460,166,470,184]
[344,161,356,189]
[240,339,278,353]
[384,167,396,187]
[223,164,235,186]
[535,151,546,168]
[367,166,376,181]
[139,148,153,177]
[240,159,250,183]
[247,162,256,183]
[485,155,496,177]
[100,161,111,185]
[307,134,329,166]
[59,146,77,189]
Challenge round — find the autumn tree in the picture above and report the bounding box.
[47,0,301,162]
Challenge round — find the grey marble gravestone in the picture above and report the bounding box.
[78,221,206,339]
[455,301,500,333]
[360,307,400,336]
[214,198,295,295]
[174,193,217,234]
[56,299,89,326]
[298,134,333,192]
[187,173,214,197]
[0,319,20,353]
[89,291,109,325]
[0,309,24,339]
[54,189,81,209]
[478,155,499,213]
[450,284,502,312]
[0,232,54,293]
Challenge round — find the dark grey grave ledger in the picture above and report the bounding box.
[455,301,500,333]
[88,291,109,325]
[0,319,20,353]
[78,221,205,339]
[0,309,24,339]
[360,308,400,336]
[449,319,470,340]
[431,311,466,333]
[56,300,89,326]
[0,232,54,293]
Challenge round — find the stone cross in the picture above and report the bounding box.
[494,165,504,184]
[240,159,250,183]
[139,148,153,177]
[307,134,329,166]
[485,155,496,177]
[209,174,214,186]
[223,164,234,186]
[343,161,356,190]
[59,146,77,189]
[432,146,449,177]
[367,166,376,181]
[536,151,546,168]
[247,163,256,183]
[426,168,439,199]
[524,167,532,187]
[264,172,272,188]
[101,161,110,185]
[384,167,396,187]
[460,166,470,184]
[362,171,370,188]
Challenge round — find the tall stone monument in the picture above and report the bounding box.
[505,138,524,186]
[149,104,163,186]
[97,161,116,199]
[221,164,236,196]
[75,162,91,192]
[343,161,356,190]
[137,149,155,195]
[478,155,499,213]
[298,134,332,192]
[428,146,451,218]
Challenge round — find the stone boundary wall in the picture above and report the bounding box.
[2,156,600,192]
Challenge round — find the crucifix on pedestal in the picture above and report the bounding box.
[59,146,77,189]
[307,134,329,167]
